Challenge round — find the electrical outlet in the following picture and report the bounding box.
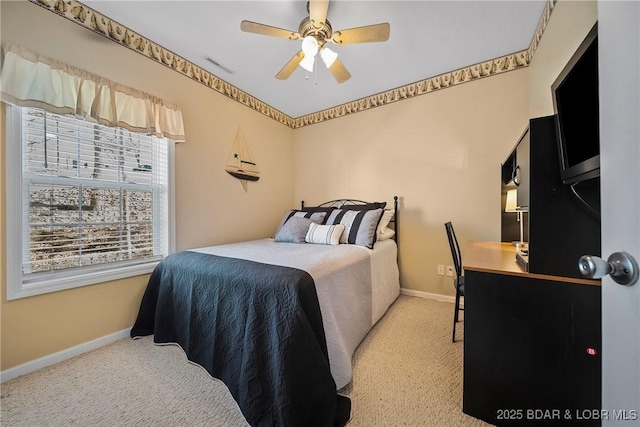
[437,265,445,276]
[446,265,455,277]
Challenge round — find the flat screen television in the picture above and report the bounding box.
[551,23,600,185]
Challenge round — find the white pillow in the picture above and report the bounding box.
[377,209,394,238]
[378,228,396,241]
[305,223,345,246]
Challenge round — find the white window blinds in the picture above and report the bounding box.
[19,107,169,284]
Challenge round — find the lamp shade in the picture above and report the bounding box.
[301,36,319,57]
[299,54,315,72]
[505,189,518,212]
[320,47,338,67]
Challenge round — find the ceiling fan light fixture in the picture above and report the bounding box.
[320,47,338,67]
[301,35,319,57]
[241,1,391,84]
[299,54,315,72]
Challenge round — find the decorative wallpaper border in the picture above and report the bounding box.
[295,0,557,128]
[29,0,556,129]
[528,0,558,61]
[28,0,296,128]
[292,49,530,128]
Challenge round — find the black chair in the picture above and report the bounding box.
[445,222,464,342]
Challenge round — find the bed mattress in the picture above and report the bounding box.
[191,238,400,389]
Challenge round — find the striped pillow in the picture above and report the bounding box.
[305,223,345,245]
[274,209,331,236]
[326,208,384,249]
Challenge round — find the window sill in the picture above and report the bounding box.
[7,261,159,301]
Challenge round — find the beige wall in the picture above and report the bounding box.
[292,70,529,295]
[529,1,598,117]
[1,0,599,371]
[1,0,294,370]
[290,0,598,296]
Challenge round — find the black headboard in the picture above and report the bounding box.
[300,196,399,245]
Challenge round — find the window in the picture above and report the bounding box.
[6,106,175,299]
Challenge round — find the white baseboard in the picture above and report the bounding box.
[400,287,456,304]
[1,328,131,383]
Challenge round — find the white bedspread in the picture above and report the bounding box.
[191,238,400,389]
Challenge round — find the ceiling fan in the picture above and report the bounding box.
[240,0,390,84]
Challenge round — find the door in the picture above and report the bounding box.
[598,3,640,426]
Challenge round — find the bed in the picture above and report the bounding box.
[130,197,400,427]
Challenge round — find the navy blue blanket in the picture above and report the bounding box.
[131,251,344,426]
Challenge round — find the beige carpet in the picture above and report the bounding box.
[1,295,489,426]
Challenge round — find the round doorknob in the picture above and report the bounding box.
[579,252,639,286]
[578,255,611,279]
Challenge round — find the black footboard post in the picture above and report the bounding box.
[393,196,398,244]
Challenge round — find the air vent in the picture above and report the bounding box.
[204,56,234,74]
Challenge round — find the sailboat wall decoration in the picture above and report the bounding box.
[225,127,259,191]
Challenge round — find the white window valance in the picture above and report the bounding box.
[0,43,185,141]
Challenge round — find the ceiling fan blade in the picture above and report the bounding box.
[331,23,390,44]
[241,20,300,40]
[327,58,351,84]
[309,0,330,25]
[275,51,305,80]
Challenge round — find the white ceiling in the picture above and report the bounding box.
[83,0,547,118]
